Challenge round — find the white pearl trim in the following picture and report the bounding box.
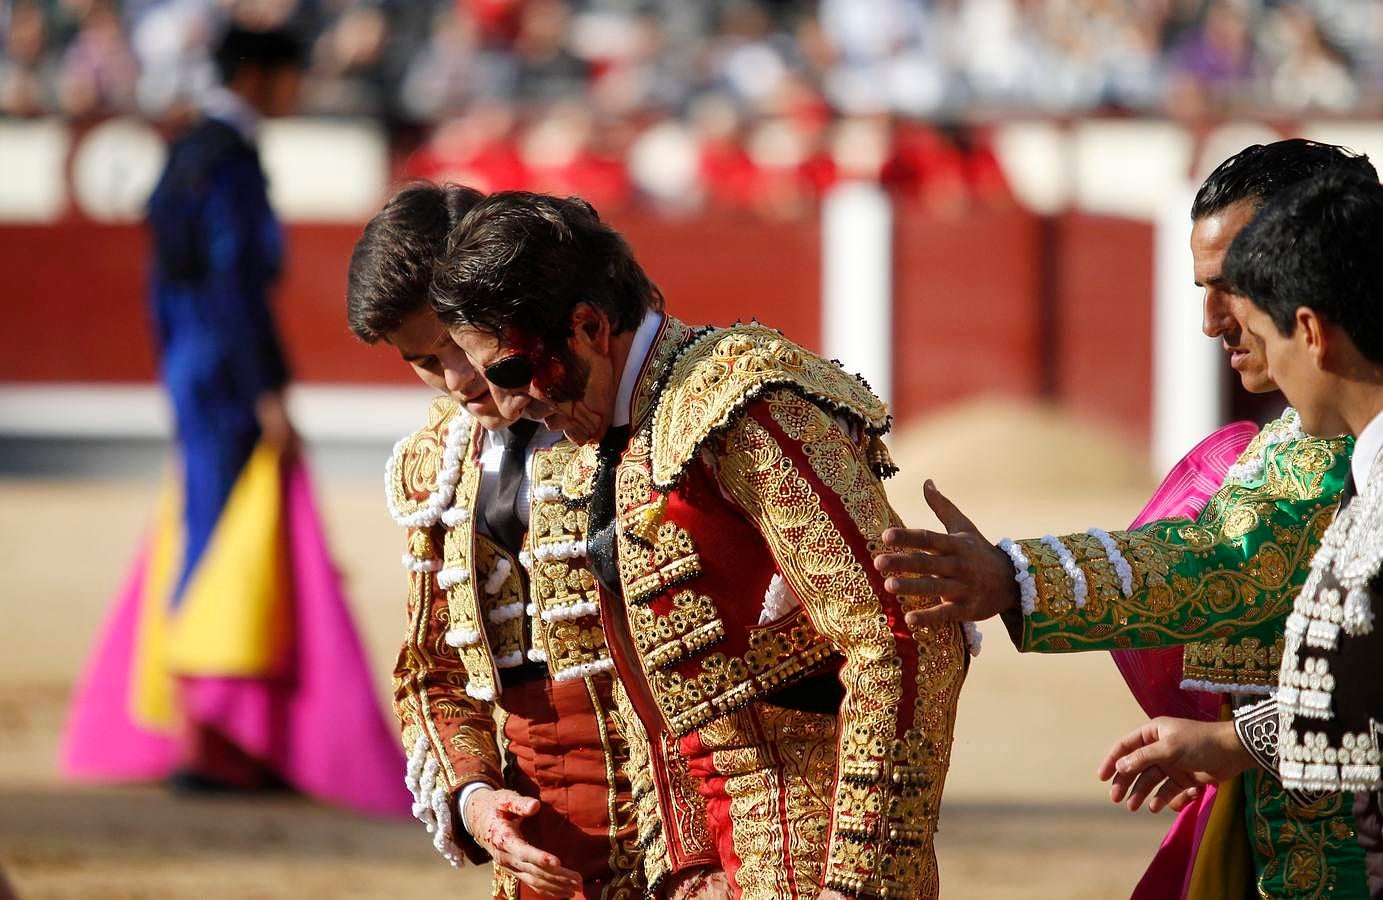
[1177,678,1273,696]
[551,657,615,682]
[961,622,983,657]
[1040,535,1089,610]
[386,411,472,529]
[494,651,524,668]
[403,553,442,574]
[444,627,481,649]
[436,567,470,589]
[1086,527,1135,598]
[465,683,496,702]
[404,735,463,866]
[541,600,600,622]
[1222,408,1303,487]
[483,558,512,597]
[487,601,525,624]
[997,538,1038,616]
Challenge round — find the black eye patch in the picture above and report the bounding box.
[484,354,536,390]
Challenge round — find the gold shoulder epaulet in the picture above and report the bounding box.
[386,397,476,524]
[648,323,890,489]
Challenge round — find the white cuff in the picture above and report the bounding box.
[996,538,1038,615]
[456,781,492,837]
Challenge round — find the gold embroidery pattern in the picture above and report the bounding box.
[609,680,715,894]
[630,317,697,431]
[474,536,526,666]
[768,394,893,550]
[441,440,499,701]
[389,396,457,514]
[529,443,612,678]
[649,323,890,489]
[632,590,726,672]
[717,402,962,899]
[610,679,670,883]
[1247,768,1365,898]
[1020,506,1334,661]
[584,677,644,900]
[703,703,837,900]
[647,615,835,738]
[611,427,834,735]
[614,433,703,603]
[1182,636,1285,687]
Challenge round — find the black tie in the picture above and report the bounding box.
[587,424,632,596]
[1340,470,1359,513]
[483,419,540,555]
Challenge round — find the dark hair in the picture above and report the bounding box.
[430,191,663,346]
[1191,139,1376,222]
[1224,170,1383,364]
[347,182,486,343]
[214,25,306,84]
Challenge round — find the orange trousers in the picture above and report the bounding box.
[497,675,640,900]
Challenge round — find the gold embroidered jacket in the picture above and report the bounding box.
[1009,410,1352,695]
[390,397,646,889]
[560,319,967,899]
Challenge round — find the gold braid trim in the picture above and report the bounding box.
[585,677,645,900]
[610,679,673,892]
[649,323,890,490]
[716,392,962,899]
[390,396,460,514]
[441,426,501,702]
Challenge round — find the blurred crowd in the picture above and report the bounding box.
[3,0,1381,216]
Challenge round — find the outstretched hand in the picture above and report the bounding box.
[464,787,581,897]
[1096,717,1255,814]
[873,480,1019,629]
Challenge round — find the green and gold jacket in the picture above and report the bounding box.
[1002,409,1369,898]
[1009,409,1349,696]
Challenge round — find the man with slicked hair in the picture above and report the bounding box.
[348,182,659,900]
[432,190,966,900]
[1104,168,1383,899]
[876,141,1377,898]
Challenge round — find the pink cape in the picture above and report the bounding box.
[1113,421,1259,899]
[60,457,409,817]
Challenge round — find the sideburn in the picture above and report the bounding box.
[538,349,591,404]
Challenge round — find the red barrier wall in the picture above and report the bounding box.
[892,209,1047,422]
[1050,214,1157,443]
[0,210,1157,439]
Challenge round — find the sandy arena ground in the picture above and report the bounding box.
[1,399,1181,899]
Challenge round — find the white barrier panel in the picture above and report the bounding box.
[992,121,1071,215]
[821,181,893,405]
[1298,122,1383,169]
[1152,186,1225,472]
[70,117,167,223]
[0,384,435,442]
[0,120,69,223]
[1072,120,1192,220]
[259,119,389,222]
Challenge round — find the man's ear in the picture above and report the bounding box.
[1298,306,1329,369]
[568,302,611,354]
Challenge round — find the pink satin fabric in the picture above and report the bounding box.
[1111,421,1258,899]
[61,458,409,817]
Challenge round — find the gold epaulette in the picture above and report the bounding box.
[648,324,891,489]
[388,396,473,518]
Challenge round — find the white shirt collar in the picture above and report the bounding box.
[613,310,665,428]
[202,86,261,144]
[1351,408,1383,490]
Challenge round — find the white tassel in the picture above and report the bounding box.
[552,657,615,682]
[483,558,512,596]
